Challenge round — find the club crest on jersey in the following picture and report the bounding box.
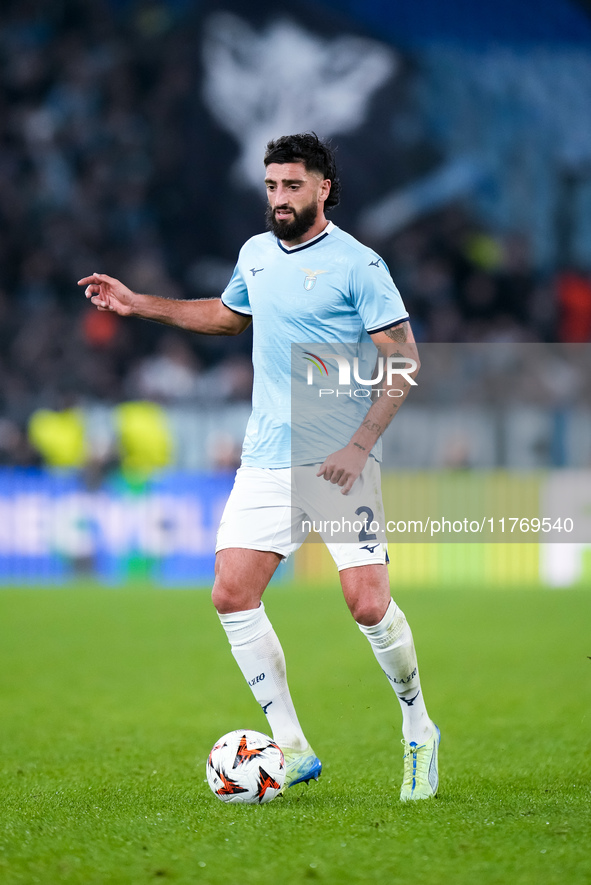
[301,268,327,291]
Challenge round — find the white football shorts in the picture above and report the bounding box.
[215,459,389,571]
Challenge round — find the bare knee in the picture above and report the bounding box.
[348,595,390,626]
[212,548,282,614]
[212,579,247,614]
[340,564,391,626]
[212,563,257,614]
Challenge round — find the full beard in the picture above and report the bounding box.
[265,200,319,242]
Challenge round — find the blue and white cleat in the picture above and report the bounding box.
[400,724,440,801]
[281,745,322,791]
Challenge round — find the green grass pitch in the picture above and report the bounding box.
[0,580,589,884]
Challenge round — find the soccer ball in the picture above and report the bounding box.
[206,729,285,804]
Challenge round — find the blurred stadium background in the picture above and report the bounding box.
[1,0,591,587]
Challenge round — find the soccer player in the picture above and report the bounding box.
[79,133,439,801]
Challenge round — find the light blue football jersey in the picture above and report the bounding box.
[221,222,408,467]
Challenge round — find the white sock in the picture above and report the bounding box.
[358,599,433,743]
[218,602,308,751]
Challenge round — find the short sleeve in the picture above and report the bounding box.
[349,253,408,334]
[221,264,252,317]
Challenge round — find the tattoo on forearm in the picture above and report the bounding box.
[353,442,366,452]
[362,419,382,434]
[384,322,409,343]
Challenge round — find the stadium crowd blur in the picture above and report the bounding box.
[1,0,591,469]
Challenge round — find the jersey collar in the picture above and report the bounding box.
[276,221,335,254]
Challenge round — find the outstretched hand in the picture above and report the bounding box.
[77,273,135,316]
[316,442,368,495]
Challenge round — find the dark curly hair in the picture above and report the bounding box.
[263,132,341,212]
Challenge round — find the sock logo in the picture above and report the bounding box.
[383,667,417,685]
[400,690,421,706]
[261,702,273,715]
[248,672,265,687]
